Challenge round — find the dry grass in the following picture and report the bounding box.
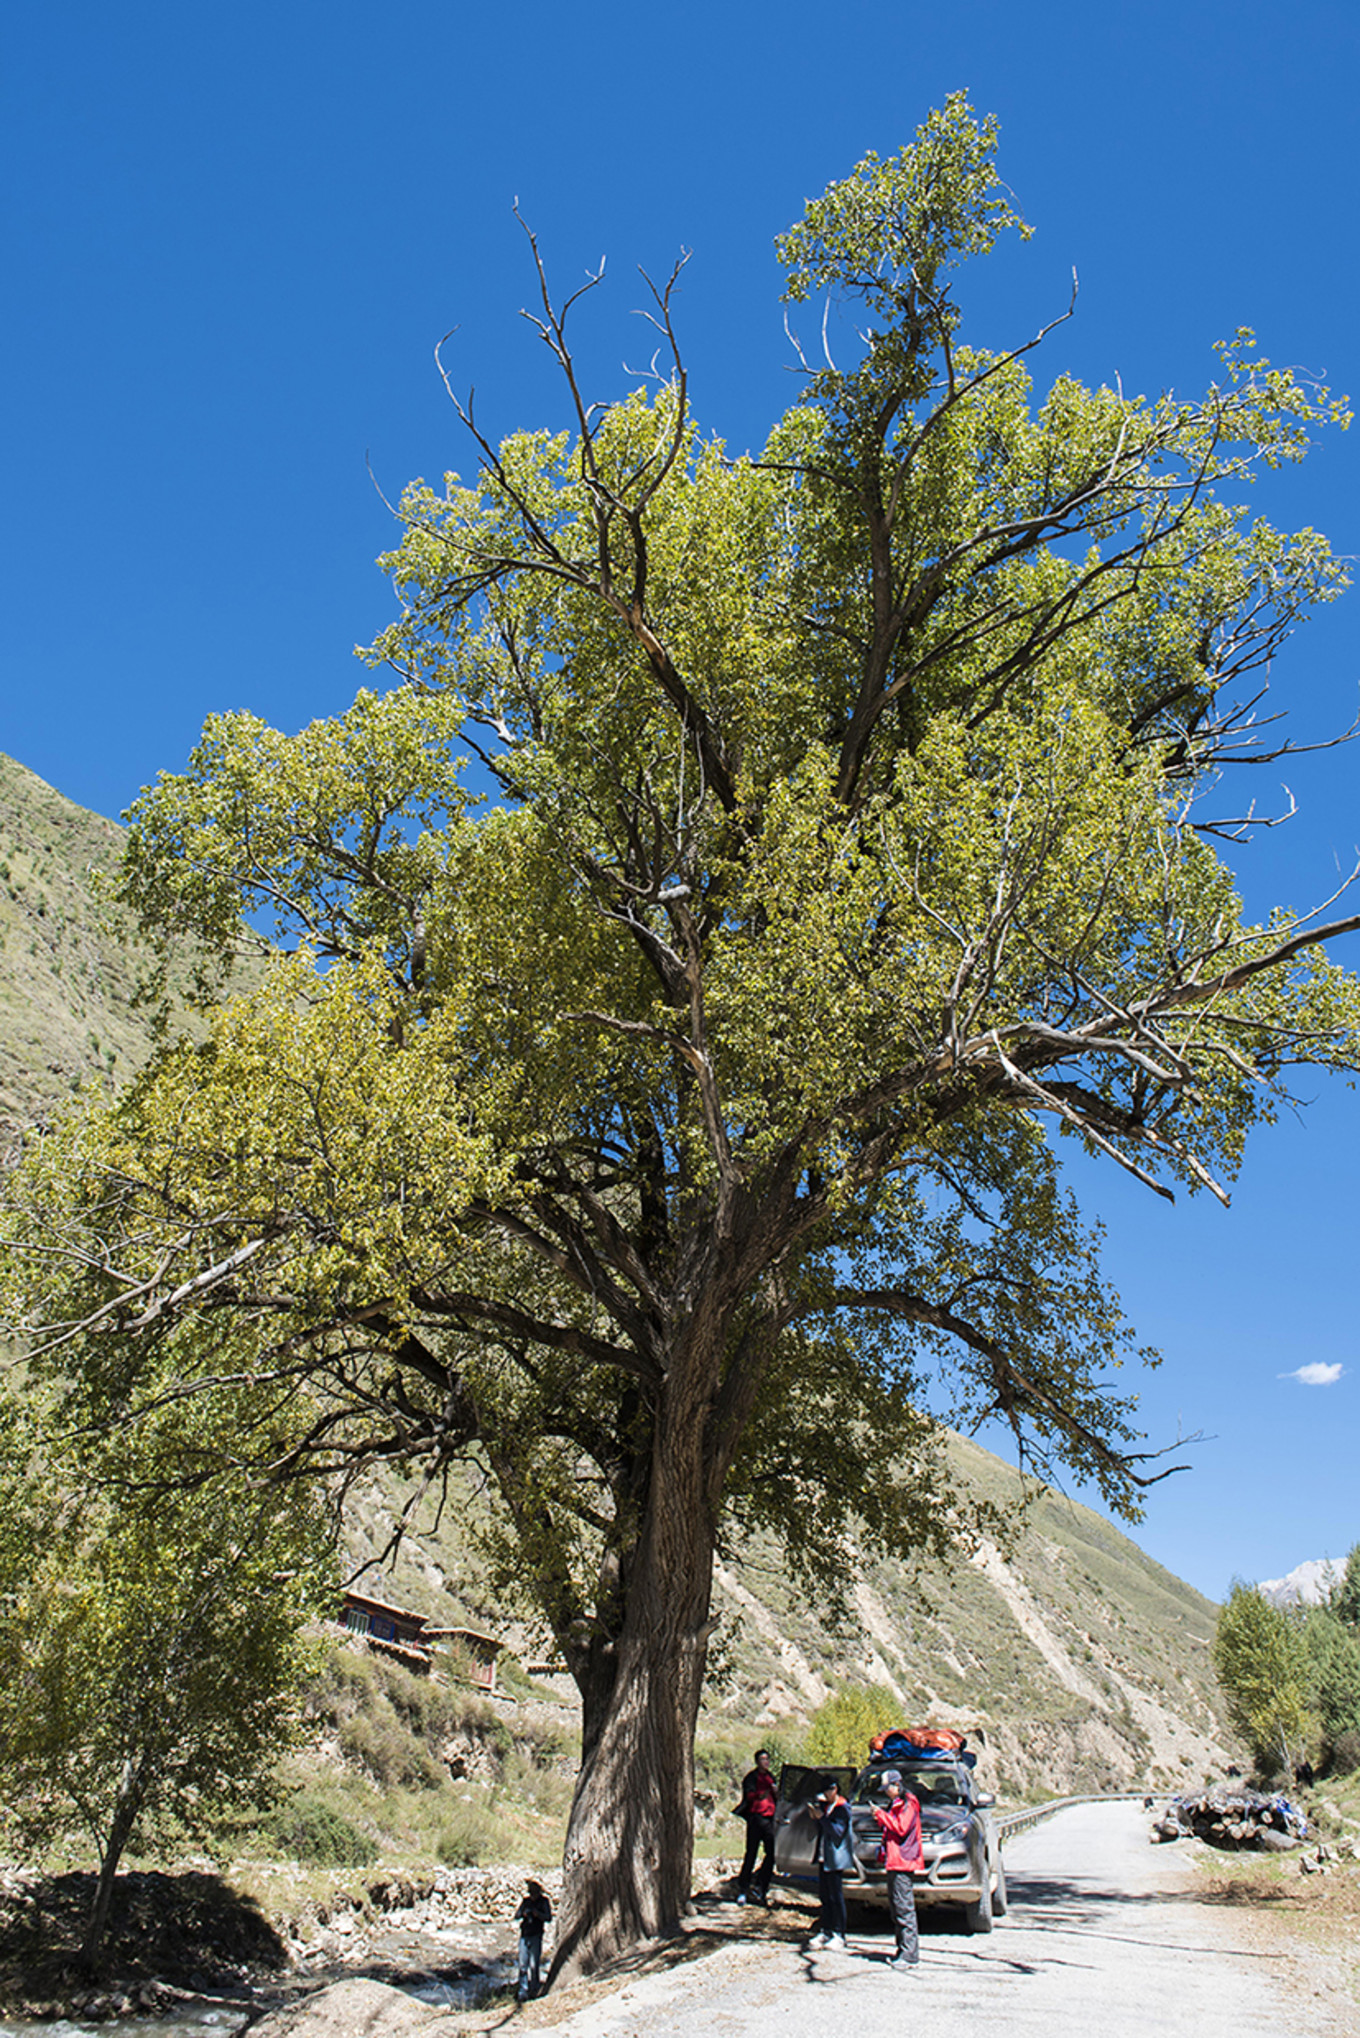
[1190,1843,1360,2023]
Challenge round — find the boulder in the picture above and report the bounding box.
[248,1978,443,2038]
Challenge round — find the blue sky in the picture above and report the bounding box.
[3,1,1356,1600]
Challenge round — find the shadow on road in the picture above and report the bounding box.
[978,1873,1299,1966]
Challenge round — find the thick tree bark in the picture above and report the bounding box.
[550,1351,723,1979]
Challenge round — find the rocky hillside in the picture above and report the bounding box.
[708,1431,1235,1797]
[0,752,1241,1807]
[345,1443,1237,1805]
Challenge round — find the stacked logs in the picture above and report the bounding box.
[1152,1787,1309,1851]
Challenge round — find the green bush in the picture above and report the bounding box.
[516,1717,575,1770]
[435,1801,501,1866]
[339,1704,447,1790]
[269,1793,377,1866]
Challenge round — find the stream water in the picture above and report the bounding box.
[0,2008,250,2038]
[0,1956,517,2038]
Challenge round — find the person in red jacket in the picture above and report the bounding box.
[734,1748,777,1903]
[872,1769,923,1970]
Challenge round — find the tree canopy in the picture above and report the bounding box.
[3,95,1357,1970]
[1213,1583,1316,1773]
[1213,1569,1360,1778]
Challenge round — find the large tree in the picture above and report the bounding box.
[1213,1583,1317,1774]
[3,98,1359,1972]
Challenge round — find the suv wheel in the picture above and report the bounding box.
[962,1876,993,1935]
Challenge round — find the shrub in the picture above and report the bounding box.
[435,1802,500,1866]
[338,1705,447,1790]
[801,1684,900,1768]
[269,1793,377,1866]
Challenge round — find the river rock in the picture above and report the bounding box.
[249,1978,444,2038]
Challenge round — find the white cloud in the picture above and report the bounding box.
[1278,1362,1345,1387]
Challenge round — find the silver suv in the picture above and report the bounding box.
[773,1755,1007,1932]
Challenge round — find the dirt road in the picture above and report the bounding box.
[551,1801,1344,2037]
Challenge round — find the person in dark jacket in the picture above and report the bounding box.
[514,1878,553,2001]
[808,1779,855,1950]
[734,1748,777,1904]
[872,1769,924,1971]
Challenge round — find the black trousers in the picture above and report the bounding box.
[817,1865,847,1937]
[739,1814,774,1894]
[886,1869,919,1961]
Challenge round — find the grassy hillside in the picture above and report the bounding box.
[0,753,153,1154]
[704,1433,1233,1796]
[0,752,261,1160]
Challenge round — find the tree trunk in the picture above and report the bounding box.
[551,1373,720,1979]
[81,1762,145,1971]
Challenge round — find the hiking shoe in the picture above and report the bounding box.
[809,1931,829,1949]
[888,1955,918,1972]
[826,1934,848,1951]
[735,1892,749,1906]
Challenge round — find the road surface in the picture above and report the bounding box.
[553,1801,1341,2037]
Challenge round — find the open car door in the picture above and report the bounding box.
[774,1763,857,1876]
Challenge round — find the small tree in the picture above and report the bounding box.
[801,1684,901,1768]
[1212,1582,1316,1776]
[0,1373,331,1968]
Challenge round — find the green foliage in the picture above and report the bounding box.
[801,1684,901,1768]
[435,1802,501,1867]
[0,1365,332,1961]
[1212,1569,1360,1778]
[1213,1583,1316,1770]
[307,1636,507,1792]
[1328,1543,1360,1631]
[1303,1606,1360,1754]
[267,1793,378,1868]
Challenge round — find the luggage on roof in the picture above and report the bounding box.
[870,1725,967,1757]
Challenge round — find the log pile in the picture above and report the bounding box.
[1152,1786,1309,1851]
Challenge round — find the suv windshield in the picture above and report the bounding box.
[854,1764,970,1808]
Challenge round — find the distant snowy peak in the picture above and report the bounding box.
[1258,1558,1344,1607]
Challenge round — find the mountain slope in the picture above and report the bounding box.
[0,752,264,1160]
[0,753,156,1155]
[341,1437,1237,1800]
[1259,1557,1344,1608]
[707,1433,1236,1795]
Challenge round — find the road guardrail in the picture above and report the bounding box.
[997,1791,1173,1842]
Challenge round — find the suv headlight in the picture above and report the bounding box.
[938,1820,971,1844]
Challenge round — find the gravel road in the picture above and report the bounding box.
[552,1801,1340,2038]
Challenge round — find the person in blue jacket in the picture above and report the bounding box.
[808,1779,855,1950]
